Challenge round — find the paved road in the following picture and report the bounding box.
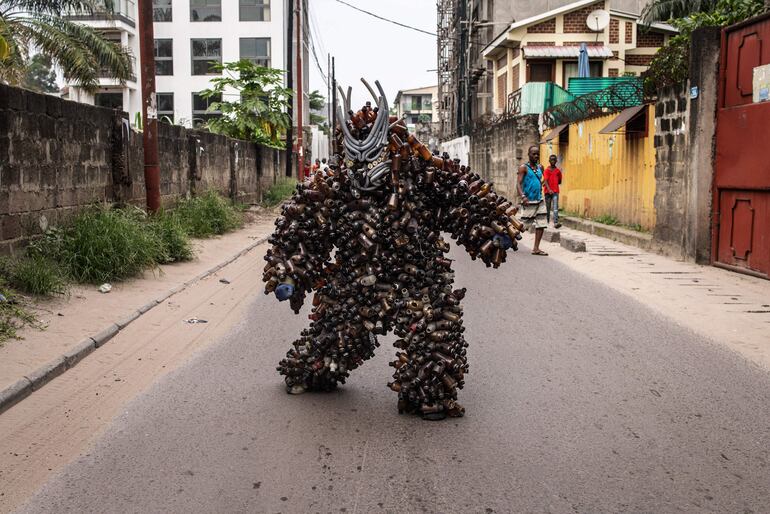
[16,243,770,514]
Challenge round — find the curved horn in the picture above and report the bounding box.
[360,78,379,104]
[374,80,388,108]
[337,85,349,116]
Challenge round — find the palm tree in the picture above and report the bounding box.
[641,0,721,23]
[0,0,132,91]
[641,0,770,23]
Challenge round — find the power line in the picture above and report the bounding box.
[332,0,487,45]
[333,0,437,38]
[306,1,329,89]
[308,5,328,59]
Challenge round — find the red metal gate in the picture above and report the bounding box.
[714,14,770,278]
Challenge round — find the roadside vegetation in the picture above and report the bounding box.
[0,192,244,344]
[261,178,297,207]
[643,0,767,92]
[563,210,649,233]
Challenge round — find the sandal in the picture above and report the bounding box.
[531,250,549,256]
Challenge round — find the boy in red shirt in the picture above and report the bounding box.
[543,154,563,228]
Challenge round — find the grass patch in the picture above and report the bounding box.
[562,210,650,233]
[261,178,297,207]
[173,191,243,238]
[0,191,243,344]
[591,214,620,226]
[2,255,69,296]
[0,280,39,344]
[27,192,241,284]
[56,207,162,284]
[148,212,195,264]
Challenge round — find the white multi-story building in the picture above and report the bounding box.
[64,0,295,127]
[394,85,440,148]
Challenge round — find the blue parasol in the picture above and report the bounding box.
[578,42,590,78]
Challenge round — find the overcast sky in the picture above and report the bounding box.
[306,0,437,111]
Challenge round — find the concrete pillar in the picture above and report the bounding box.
[686,27,721,264]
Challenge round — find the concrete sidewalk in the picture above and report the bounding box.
[0,210,277,413]
[523,226,770,371]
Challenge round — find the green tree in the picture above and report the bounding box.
[309,89,325,111]
[23,53,57,92]
[308,89,327,131]
[644,0,767,91]
[0,0,133,91]
[199,60,292,149]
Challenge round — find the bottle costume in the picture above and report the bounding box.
[263,80,523,420]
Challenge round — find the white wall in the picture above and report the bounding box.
[440,135,471,166]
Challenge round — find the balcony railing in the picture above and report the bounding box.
[504,82,575,117]
[65,0,136,26]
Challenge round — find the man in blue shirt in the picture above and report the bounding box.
[516,145,548,256]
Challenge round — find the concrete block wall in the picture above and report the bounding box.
[0,84,284,253]
[468,114,540,197]
[652,27,720,263]
[653,84,690,251]
[0,86,116,247]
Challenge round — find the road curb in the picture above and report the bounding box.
[0,235,269,415]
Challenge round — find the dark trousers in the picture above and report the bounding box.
[544,193,559,224]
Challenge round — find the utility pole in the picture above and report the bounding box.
[137,0,160,212]
[295,0,304,180]
[331,56,336,139]
[327,52,332,156]
[285,0,294,178]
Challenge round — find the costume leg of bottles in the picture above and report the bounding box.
[389,282,468,420]
[278,294,381,393]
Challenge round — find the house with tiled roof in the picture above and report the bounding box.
[481,0,675,114]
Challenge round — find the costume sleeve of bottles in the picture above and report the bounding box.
[432,160,524,268]
[262,79,523,421]
[262,177,336,314]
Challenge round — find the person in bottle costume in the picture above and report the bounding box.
[263,80,523,420]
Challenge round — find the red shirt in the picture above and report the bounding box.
[543,166,562,194]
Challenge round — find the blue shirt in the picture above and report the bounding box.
[522,163,544,202]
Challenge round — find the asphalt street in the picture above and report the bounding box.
[16,242,770,514]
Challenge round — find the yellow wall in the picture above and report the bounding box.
[540,105,657,230]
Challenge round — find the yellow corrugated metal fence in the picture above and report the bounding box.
[540,105,657,230]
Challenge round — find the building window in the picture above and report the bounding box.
[191,38,222,75]
[527,61,553,82]
[240,0,270,21]
[496,54,507,71]
[153,0,172,21]
[192,92,222,127]
[95,92,123,110]
[239,38,270,67]
[190,0,221,22]
[154,39,173,75]
[423,95,432,110]
[496,73,507,110]
[157,93,174,123]
[410,96,421,110]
